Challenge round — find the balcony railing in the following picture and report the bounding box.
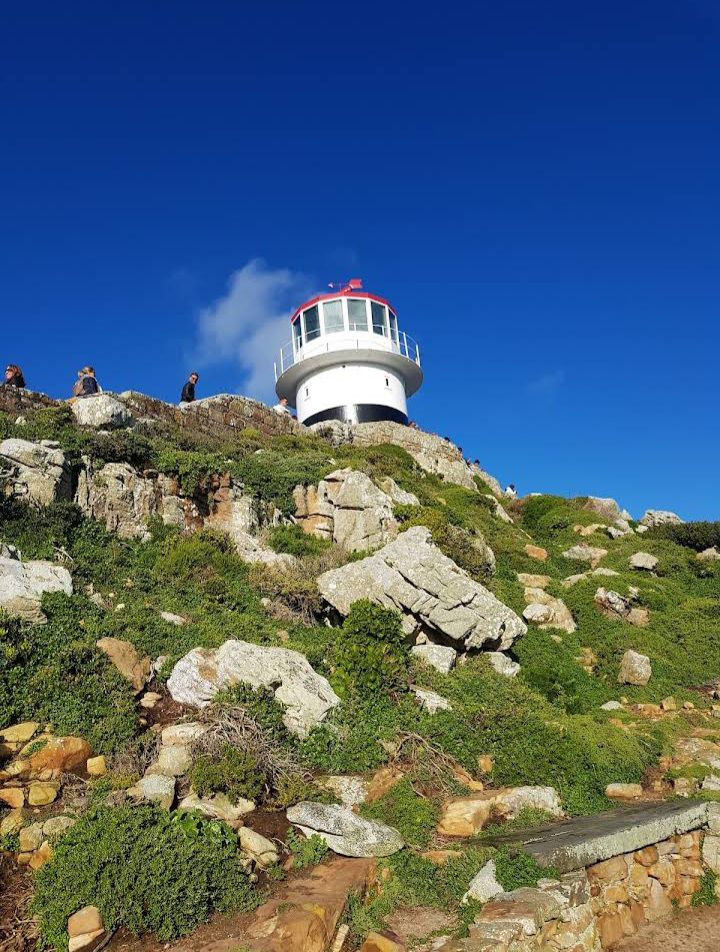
[274,331,421,381]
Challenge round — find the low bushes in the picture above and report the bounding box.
[650,521,720,553]
[331,600,408,700]
[31,806,258,950]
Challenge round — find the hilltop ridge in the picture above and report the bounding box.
[1,386,719,952]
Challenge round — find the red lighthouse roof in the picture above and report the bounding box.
[290,282,396,324]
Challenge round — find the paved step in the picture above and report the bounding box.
[485,800,709,872]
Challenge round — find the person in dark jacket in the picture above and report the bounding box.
[4,364,25,388]
[180,372,199,403]
[73,366,100,397]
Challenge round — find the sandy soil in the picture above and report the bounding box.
[615,905,720,952]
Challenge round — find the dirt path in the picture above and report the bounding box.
[615,905,720,952]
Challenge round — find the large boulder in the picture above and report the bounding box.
[0,552,72,622]
[595,588,649,626]
[583,497,622,522]
[640,510,684,527]
[294,468,398,551]
[0,438,72,506]
[618,649,652,685]
[317,526,526,651]
[629,552,658,572]
[286,802,404,857]
[561,544,608,568]
[166,640,339,738]
[522,588,576,633]
[70,394,133,429]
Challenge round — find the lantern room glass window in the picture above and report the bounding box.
[303,305,320,342]
[388,309,399,343]
[323,299,344,334]
[293,317,302,350]
[347,298,368,332]
[371,301,387,336]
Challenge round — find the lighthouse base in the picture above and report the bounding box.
[303,404,408,427]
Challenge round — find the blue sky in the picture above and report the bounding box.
[2,0,718,519]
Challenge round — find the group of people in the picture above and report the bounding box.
[4,363,101,397]
[4,364,296,416]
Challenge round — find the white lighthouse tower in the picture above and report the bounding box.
[274,280,423,426]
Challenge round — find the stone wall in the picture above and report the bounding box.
[118,391,301,440]
[0,385,57,417]
[450,802,720,952]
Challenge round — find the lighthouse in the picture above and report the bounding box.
[274,280,423,426]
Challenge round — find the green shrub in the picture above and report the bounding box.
[189,745,265,803]
[494,846,558,890]
[360,778,438,848]
[32,806,258,950]
[331,600,408,700]
[267,524,331,557]
[650,521,720,552]
[286,829,329,869]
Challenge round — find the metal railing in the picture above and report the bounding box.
[274,331,421,381]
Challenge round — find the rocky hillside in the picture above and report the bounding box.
[1,389,720,952]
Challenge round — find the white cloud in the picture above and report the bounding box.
[527,369,566,396]
[194,259,310,401]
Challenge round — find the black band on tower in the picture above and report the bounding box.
[303,404,409,427]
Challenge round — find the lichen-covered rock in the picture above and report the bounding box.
[318,527,526,651]
[618,649,652,685]
[698,547,720,562]
[463,859,504,903]
[75,461,180,540]
[410,643,457,674]
[70,393,133,429]
[129,773,175,809]
[486,652,520,677]
[287,802,404,857]
[583,497,622,522]
[412,687,452,713]
[629,552,658,572]
[639,509,684,527]
[522,587,576,633]
[294,468,398,551]
[167,640,339,738]
[0,553,72,622]
[238,827,280,867]
[0,438,72,506]
[595,587,649,626]
[562,544,608,568]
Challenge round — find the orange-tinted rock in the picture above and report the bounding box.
[360,931,406,952]
[525,544,549,562]
[648,858,676,886]
[96,637,151,692]
[28,840,53,870]
[0,787,24,809]
[673,857,704,878]
[68,906,104,938]
[597,911,626,948]
[645,877,673,921]
[437,794,494,837]
[30,736,91,774]
[634,846,659,866]
[366,768,404,804]
[588,856,628,884]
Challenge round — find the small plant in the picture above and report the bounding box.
[286,829,329,869]
[494,846,557,890]
[267,524,331,557]
[692,868,718,906]
[0,831,20,852]
[332,600,408,700]
[360,778,438,849]
[190,745,264,803]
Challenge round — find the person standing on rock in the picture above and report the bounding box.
[180,372,199,403]
[72,366,101,397]
[272,397,292,416]
[4,364,25,388]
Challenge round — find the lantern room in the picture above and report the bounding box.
[273,281,423,427]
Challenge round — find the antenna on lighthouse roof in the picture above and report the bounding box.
[328,278,363,293]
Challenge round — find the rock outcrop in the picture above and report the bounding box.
[0,551,72,622]
[595,587,649,626]
[640,510,684,527]
[167,640,340,738]
[293,468,399,551]
[318,526,526,651]
[286,802,404,857]
[0,438,72,506]
[618,649,652,685]
[70,393,133,429]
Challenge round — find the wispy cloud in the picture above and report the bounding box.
[194,259,310,401]
[527,369,566,396]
